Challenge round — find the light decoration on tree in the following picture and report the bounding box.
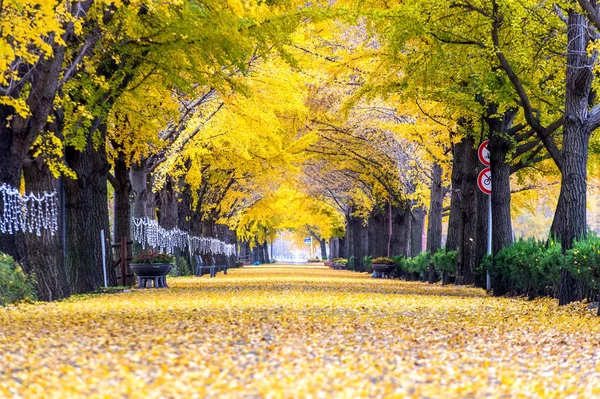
[132,217,236,256]
[0,183,59,236]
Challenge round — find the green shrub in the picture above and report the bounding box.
[0,253,36,306]
[566,235,600,293]
[363,256,373,273]
[486,239,562,298]
[405,252,429,280]
[391,255,407,276]
[348,256,355,271]
[431,248,457,276]
[169,256,193,277]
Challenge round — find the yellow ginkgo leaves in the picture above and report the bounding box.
[1,266,599,398]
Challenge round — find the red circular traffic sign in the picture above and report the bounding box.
[478,140,490,166]
[477,167,492,195]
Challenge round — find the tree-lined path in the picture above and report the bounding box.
[1,266,599,398]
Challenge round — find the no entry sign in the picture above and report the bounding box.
[477,167,491,195]
[478,140,490,166]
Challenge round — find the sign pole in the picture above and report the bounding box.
[477,140,492,293]
[487,194,492,292]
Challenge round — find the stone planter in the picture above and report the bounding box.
[372,263,394,278]
[131,263,173,288]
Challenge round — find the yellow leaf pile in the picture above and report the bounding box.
[1,266,600,398]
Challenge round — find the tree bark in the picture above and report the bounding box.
[157,179,178,230]
[427,162,444,283]
[263,242,270,264]
[257,238,265,264]
[111,153,132,245]
[454,136,479,285]
[65,124,112,293]
[488,114,514,256]
[22,156,71,301]
[410,205,426,257]
[319,238,327,260]
[549,11,594,305]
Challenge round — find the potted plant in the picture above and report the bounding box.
[371,257,395,275]
[131,252,175,288]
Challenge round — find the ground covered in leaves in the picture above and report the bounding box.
[1,265,600,398]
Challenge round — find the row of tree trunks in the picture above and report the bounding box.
[344,203,426,267]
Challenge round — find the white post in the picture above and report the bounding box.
[101,229,108,288]
[486,194,492,292]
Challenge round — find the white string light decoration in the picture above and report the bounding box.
[132,217,236,256]
[0,183,59,236]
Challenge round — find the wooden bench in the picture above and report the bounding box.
[194,256,228,278]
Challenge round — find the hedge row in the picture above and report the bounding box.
[345,235,600,301]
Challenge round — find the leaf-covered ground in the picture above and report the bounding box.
[1,265,600,398]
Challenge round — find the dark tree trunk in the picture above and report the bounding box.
[427,162,444,283]
[263,242,270,264]
[488,115,514,256]
[454,136,479,285]
[329,237,339,260]
[157,179,178,230]
[22,156,71,301]
[367,208,387,258]
[257,238,265,264]
[410,205,426,257]
[446,152,462,253]
[319,238,327,260]
[111,153,132,245]
[130,161,155,220]
[552,11,594,305]
[389,204,409,257]
[64,123,112,293]
[0,45,68,262]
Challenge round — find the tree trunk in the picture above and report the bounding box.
[65,126,110,293]
[157,179,178,230]
[263,242,270,264]
[389,204,409,257]
[488,117,514,256]
[549,11,594,305]
[410,205,426,257]
[257,238,265,264]
[367,207,387,258]
[454,136,479,285]
[427,162,444,283]
[319,238,327,260]
[112,153,132,245]
[22,156,71,301]
[0,45,67,262]
[446,151,462,253]
[130,161,155,220]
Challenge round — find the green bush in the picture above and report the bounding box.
[0,253,36,306]
[348,256,355,271]
[486,238,562,298]
[566,235,600,293]
[363,256,373,273]
[391,255,407,277]
[169,256,193,277]
[405,252,429,280]
[431,248,457,277]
